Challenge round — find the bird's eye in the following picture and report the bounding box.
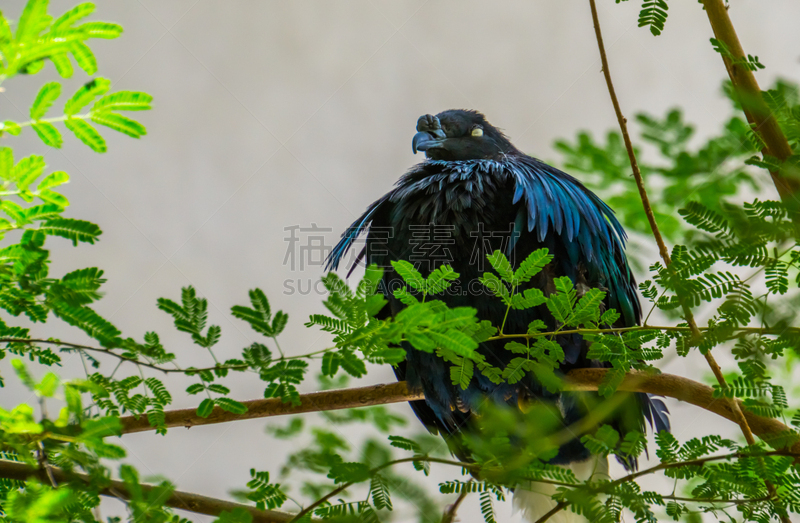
[471,127,483,137]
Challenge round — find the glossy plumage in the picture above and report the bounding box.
[326,110,668,468]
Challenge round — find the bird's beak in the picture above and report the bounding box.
[412,129,446,154]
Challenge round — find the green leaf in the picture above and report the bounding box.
[78,21,123,39]
[0,11,12,43]
[568,288,606,326]
[35,373,59,397]
[391,260,424,290]
[231,289,287,340]
[30,82,61,119]
[638,0,669,36]
[0,148,12,180]
[486,250,514,282]
[36,171,69,192]
[32,122,63,148]
[388,435,422,453]
[502,357,528,384]
[50,53,73,78]
[479,490,496,523]
[16,0,48,43]
[370,475,392,511]
[14,155,46,190]
[52,3,95,31]
[513,248,553,284]
[207,384,230,395]
[215,397,247,415]
[600,309,620,326]
[509,288,546,310]
[598,367,626,398]
[530,362,562,393]
[504,341,529,354]
[2,201,25,222]
[64,118,106,152]
[405,331,436,352]
[90,111,146,138]
[480,273,509,299]
[38,189,70,207]
[144,378,172,404]
[39,217,101,245]
[197,398,215,418]
[50,302,120,343]
[339,350,367,377]
[321,352,340,376]
[546,277,577,324]
[186,383,205,395]
[70,41,97,75]
[450,357,473,390]
[65,77,111,115]
[1,121,21,136]
[93,91,152,112]
[424,264,459,294]
[327,462,371,484]
[427,329,478,357]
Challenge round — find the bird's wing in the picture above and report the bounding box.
[508,156,641,327]
[325,195,391,274]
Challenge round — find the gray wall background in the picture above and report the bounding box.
[2,1,800,521]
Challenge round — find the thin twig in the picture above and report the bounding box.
[0,337,331,374]
[587,0,758,460]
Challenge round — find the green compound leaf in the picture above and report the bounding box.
[196,398,215,418]
[64,118,106,152]
[30,82,61,119]
[90,111,146,138]
[70,40,97,75]
[450,357,473,390]
[36,170,69,192]
[391,260,424,291]
[79,21,123,39]
[32,122,63,148]
[1,121,22,136]
[486,250,514,282]
[38,189,70,207]
[51,3,95,32]
[50,53,74,78]
[215,397,248,415]
[92,91,152,111]
[39,217,101,244]
[65,77,111,115]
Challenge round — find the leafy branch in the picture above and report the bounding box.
[0,458,294,523]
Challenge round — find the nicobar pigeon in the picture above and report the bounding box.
[326,110,669,523]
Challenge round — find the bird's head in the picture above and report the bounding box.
[411,109,518,161]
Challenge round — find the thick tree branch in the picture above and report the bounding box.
[0,459,293,523]
[119,371,800,455]
[700,0,799,210]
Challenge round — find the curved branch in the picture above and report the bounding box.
[119,370,800,456]
[0,459,293,523]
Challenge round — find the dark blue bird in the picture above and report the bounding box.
[326,110,668,519]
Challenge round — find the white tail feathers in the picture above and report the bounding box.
[513,455,609,523]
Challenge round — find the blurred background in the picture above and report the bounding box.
[2,0,800,521]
